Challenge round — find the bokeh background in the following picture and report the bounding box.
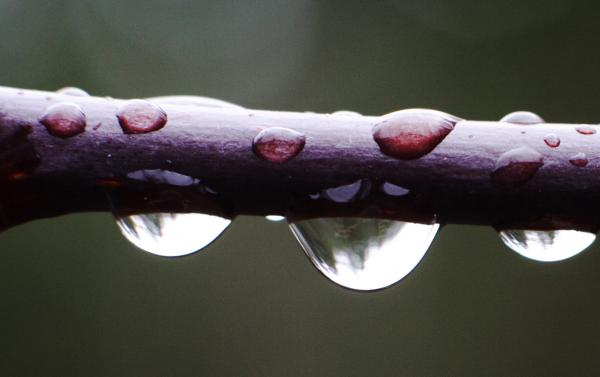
[1,1,600,376]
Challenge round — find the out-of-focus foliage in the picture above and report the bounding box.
[1,1,600,376]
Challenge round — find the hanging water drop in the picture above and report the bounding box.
[115,213,231,257]
[289,218,439,290]
[499,229,595,262]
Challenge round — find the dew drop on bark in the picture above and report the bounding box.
[544,134,560,148]
[372,109,459,159]
[147,95,242,109]
[331,110,361,117]
[569,152,588,167]
[117,99,167,134]
[499,229,595,262]
[575,125,596,135]
[500,111,544,124]
[39,102,86,138]
[56,87,89,97]
[252,127,306,163]
[289,218,439,291]
[491,147,543,188]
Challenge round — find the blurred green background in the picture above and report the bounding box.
[2,1,600,376]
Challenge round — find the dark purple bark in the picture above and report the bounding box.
[0,85,599,232]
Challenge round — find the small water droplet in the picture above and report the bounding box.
[117,100,167,134]
[126,169,200,186]
[147,95,242,109]
[500,111,544,124]
[56,87,89,97]
[115,213,231,257]
[372,109,458,159]
[499,229,595,262]
[252,127,306,163]
[544,133,560,148]
[491,147,543,188]
[39,102,86,138]
[265,215,286,222]
[569,152,588,167]
[576,125,596,135]
[331,110,361,117]
[322,179,367,203]
[290,218,439,290]
[381,182,410,196]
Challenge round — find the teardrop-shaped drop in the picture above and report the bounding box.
[499,229,595,262]
[115,213,231,257]
[289,218,439,291]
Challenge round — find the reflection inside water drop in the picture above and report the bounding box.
[265,215,286,222]
[290,218,439,290]
[115,213,231,257]
[499,229,595,262]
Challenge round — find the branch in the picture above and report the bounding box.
[0,85,598,233]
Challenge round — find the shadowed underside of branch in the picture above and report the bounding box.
[0,85,599,232]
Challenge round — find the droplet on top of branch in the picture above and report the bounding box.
[543,133,560,148]
[500,111,544,124]
[569,152,588,167]
[39,102,86,138]
[252,127,306,163]
[575,125,596,135]
[372,109,458,159]
[117,99,167,134]
[56,87,89,97]
[491,146,544,188]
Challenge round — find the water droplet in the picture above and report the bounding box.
[331,110,361,117]
[126,169,200,186]
[252,127,306,163]
[56,87,89,97]
[290,218,439,290]
[576,125,596,135]
[117,100,167,134]
[372,109,458,159]
[265,215,286,222]
[499,229,595,262]
[381,182,410,196]
[500,111,544,124]
[147,95,242,109]
[39,102,86,138]
[544,133,560,148]
[569,152,588,167]
[322,180,367,203]
[491,147,543,188]
[115,213,231,257]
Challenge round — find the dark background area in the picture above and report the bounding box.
[1,1,600,375]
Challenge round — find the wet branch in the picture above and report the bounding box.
[1,85,599,232]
